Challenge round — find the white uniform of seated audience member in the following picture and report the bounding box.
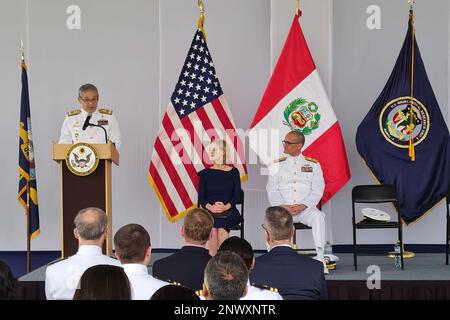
[114,223,168,300]
[45,207,121,300]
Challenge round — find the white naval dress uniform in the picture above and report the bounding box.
[58,108,121,150]
[266,153,326,261]
[45,245,122,300]
[122,264,169,300]
[241,280,283,300]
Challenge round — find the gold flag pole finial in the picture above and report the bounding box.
[20,40,25,62]
[20,40,26,69]
[296,0,301,16]
[198,0,206,39]
[198,0,205,19]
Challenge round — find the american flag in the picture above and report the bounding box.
[149,28,247,222]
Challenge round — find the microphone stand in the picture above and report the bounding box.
[88,124,108,144]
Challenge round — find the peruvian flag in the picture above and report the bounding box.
[249,13,350,204]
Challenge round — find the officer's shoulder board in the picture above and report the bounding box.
[304,156,319,164]
[67,109,81,117]
[273,156,287,164]
[251,283,278,293]
[195,290,203,296]
[99,108,113,115]
[47,257,68,266]
[155,275,182,286]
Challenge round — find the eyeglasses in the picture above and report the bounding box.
[282,140,300,146]
[79,97,99,103]
[261,224,268,233]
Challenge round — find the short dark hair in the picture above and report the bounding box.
[264,206,293,241]
[204,251,248,300]
[73,265,131,300]
[218,236,253,270]
[0,260,16,300]
[184,208,214,243]
[78,83,98,96]
[74,207,108,240]
[150,285,200,300]
[114,224,151,264]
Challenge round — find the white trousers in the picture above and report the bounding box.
[293,207,326,261]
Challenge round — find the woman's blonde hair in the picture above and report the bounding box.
[210,139,228,164]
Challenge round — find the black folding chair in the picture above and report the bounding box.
[229,189,244,239]
[352,185,404,270]
[445,186,450,265]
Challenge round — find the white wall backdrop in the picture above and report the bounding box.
[0,0,448,251]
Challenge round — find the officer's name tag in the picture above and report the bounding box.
[98,119,109,126]
[301,165,313,172]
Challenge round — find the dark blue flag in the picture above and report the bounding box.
[356,16,450,224]
[18,61,40,239]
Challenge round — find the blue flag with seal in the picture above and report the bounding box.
[356,14,450,224]
[18,59,40,239]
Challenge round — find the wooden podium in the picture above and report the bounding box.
[52,142,119,258]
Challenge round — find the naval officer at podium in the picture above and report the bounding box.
[58,83,121,150]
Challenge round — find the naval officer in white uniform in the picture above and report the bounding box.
[58,83,121,150]
[45,207,121,300]
[266,130,327,270]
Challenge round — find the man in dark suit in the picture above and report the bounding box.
[250,206,327,300]
[152,208,213,291]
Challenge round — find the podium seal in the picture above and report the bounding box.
[65,142,99,176]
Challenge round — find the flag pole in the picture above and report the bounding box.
[408,0,416,161]
[198,0,206,39]
[20,41,31,273]
[296,0,302,17]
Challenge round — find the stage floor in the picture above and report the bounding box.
[19,252,450,282]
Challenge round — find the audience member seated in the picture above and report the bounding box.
[198,139,242,256]
[218,237,283,300]
[150,284,200,300]
[0,260,16,300]
[152,208,213,291]
[114,223,168,300]
[250,206,327,300]
[73,264,131,300]
[45,207,121,300]
[203,251,248,300]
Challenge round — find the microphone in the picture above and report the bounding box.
[88,123,108,144]
[82,113,92,130]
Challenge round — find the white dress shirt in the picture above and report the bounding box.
[123,263,169,300]
[45,245,122,300]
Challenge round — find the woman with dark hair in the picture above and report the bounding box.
[0,260,16,300]
[73,265,131,300]
[150,285,200,300]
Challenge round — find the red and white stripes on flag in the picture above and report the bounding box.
[249,13,350,204]
[149,29,247,222]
